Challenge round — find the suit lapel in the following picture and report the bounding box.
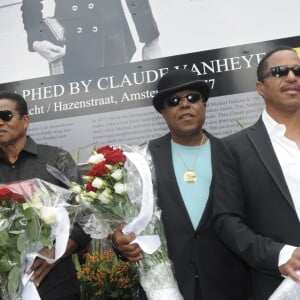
[149,134,195,230]
[247,118,295,210]
[195,132,217,230]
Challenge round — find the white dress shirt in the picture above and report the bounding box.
[262,109,300,268]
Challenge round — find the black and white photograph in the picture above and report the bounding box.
[0,0,299,83]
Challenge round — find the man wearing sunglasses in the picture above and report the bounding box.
[0,91,91,300]
[111,68,250,299]
[213,46,300,299]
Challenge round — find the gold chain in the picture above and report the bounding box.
[173,133,205,183]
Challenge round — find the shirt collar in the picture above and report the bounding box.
[23,136,38,155]
[262,109,286,137]
[0,136,38,161]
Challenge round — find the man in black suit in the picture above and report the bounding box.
[213,46,300,299]
[0,91,90,300]
[21,0,160,74]
[112,68,250,299]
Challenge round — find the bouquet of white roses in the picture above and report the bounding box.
[0,178,73,300]
[71,144,183,300]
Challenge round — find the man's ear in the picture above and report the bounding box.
[256,80,264,97]
[23,114,31,130]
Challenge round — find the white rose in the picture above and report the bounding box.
[75,195,81,204]
[111,169,123,181]
[70,183,82,194]
[106,164,113,171]
[98,188,112,204]
[114,182,127,195]
[82,175,93,182]
[85,191,98,199]
[92,177,105,189]
[22,203,30,210]
[30,194,43,210]
[88,153,105,164]
[39,207,56,225]
[77,194,93,208]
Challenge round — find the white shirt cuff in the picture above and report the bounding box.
[278,245,297,268]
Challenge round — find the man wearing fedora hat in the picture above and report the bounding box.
[112,68,250,299]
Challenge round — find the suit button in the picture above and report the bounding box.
[72,5,78,11]
[194,233,198,239]
[92,26,98,32]
[88,3,94,9]
[77,27,82,33]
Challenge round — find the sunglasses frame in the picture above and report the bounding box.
[165,93,203,107]
[0,110,14,122]
[261,65,300,81]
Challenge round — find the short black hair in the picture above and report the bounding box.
[257,46,297,82]
[0,91,28,115]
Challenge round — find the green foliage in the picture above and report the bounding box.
[0,198,54,299]
[77,245,139,300]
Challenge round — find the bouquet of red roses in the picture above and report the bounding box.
[0,179,73,300]
[71,145,183,300]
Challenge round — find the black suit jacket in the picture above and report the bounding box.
[149,132,249,300]
[213,117,300,300]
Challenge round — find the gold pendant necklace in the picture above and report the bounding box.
[183,170,197,183]
[174,133,205,184]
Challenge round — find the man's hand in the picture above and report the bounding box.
[111,223,143,262]
[279,247,300,281]
[27,247,57,287]
[27,238,79,287]
[33,40,66,62]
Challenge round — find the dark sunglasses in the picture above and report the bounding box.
[261,65,300,81]
[0,110,14,122]
[166,93,203,107]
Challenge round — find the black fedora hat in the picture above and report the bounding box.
[153,68,210,113]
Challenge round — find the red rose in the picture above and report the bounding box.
[0,187,13,200]
[105,149,126,165]
[87,161,110,177]
[96,145,114,156]
[11,193,26,203]
[85,182,97,192]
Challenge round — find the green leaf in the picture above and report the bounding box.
[0,230,9,246]
[11,218,25,231]
[17,232,27,252]
[0,255,13,272]
[72,254,81,272]
[9,248,20,263]
[27,219,39,241]
[8,265,20,299]
[41,224,52,247]
[111,290,121,297]
[23,207,36,220]
[7,234,18,247]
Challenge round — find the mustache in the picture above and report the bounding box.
[281,84,300,92]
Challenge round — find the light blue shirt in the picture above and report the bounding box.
[171,139,212,229]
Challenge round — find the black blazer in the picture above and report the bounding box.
[149,132,249,300]
[214,117,300,300]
